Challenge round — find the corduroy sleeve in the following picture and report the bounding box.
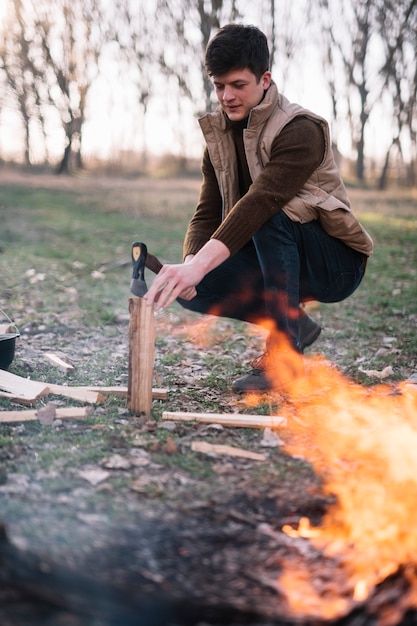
[209,117,325,256]
[182,148,223,259]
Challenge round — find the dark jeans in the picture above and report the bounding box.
[178,212,366,350]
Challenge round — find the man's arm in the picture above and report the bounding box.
[182,148,223,259]
[208,117,325,256]
[144,238,230,311]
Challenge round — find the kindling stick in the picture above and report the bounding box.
[127,297,155,415]
[0,406,92,423]
[162,411,286,429]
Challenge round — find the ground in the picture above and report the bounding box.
[0,170,417,625]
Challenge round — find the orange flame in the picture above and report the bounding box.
[170,309,417,622]
[262,342,417,622]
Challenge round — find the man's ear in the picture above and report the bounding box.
[262,71,272,89]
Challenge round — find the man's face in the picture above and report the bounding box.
[212,68,272,122]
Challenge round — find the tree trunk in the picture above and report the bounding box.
[55,137,72,175]
[378,146,391,190]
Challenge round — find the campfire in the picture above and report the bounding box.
[258,333,417,625]
[164,313,417,623]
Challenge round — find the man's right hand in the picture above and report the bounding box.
[145,239,230,311]
[177,285,197,300]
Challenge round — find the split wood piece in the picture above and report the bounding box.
[127,297,155,415]
[162,411,286,429]
[191,441,266,462]
[0,369,49,403]
[47,384,105,404]
[0,323,15,334]
[44,352,74,373]
[87,386,168,400]
[0,385,168,405]
[0,390,35,406]
[0,406,92,424]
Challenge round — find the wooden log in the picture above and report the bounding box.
[127,297,155,415]
[162,411,286,429]
[0,406,92,423]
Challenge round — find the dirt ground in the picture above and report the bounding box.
[1,170,417,626]
[1,303,415,626]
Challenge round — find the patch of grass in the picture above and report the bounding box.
[0,174,416,567]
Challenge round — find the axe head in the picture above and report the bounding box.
[130,242,148,297]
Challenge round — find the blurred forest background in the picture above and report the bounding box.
[0,0,416,188]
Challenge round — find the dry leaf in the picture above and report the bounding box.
[36,402,57,425]
[78,468,110,485]
[260,427,285,448]
[128,449,151,467]
[130,476,164,496]
[91,270,105,280]
[359,366,394,379]
[162,436,178,454]
[102,454,131,470]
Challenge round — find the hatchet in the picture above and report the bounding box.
[130,242,149,297]
[130,242,164,297]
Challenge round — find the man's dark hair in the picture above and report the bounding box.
[205,24,270,81]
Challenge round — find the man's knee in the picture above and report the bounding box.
[253,211,296,247]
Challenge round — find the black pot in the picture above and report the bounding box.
[0,333,19,370]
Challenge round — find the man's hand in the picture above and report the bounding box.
[145,262,202,311]
[144,239,230,311]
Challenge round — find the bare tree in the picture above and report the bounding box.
[268,0,308,90]
[108,0,157,171]
[0,0,44,166]
[156,0,241,117]
[30,0,107,173]
[310,0,417,187]
[377,0,417,188]
[314,0,384,182]
[0,0,107,173]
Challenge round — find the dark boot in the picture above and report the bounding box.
[231,313,320,394]
[299,311,321,351]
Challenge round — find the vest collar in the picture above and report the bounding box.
[200,80,281,131]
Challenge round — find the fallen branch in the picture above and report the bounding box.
[191,441,266,461]
[162,411,286,429]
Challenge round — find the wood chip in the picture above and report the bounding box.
[191,441,266,462]
[44,352,75,373]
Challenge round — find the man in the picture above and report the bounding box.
[145,23,373,393]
